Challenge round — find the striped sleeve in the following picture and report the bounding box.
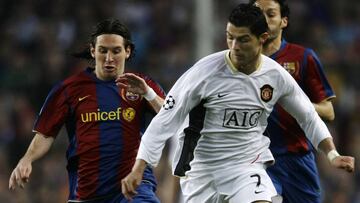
[33,82,69,138]
[303,49,335,103]
[277,68,331,149]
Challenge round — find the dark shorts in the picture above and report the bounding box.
[68,181,160,203]
[267,152,321,203]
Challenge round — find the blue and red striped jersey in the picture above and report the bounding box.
[33,67,165,201]
[265,40,335,156]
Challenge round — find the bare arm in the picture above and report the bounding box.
[9,133,54,190]
[116,73,164,112]
[313,99,335,121]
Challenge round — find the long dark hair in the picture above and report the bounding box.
[72,19,135,60]
[249,0,290,31]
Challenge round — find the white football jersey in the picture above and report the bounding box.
[137,50,331,177]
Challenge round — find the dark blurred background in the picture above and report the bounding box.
[0,0,359,202]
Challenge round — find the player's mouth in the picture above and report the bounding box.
[232,53,244,60]
[104,65,116,72]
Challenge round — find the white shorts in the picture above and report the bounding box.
[180,163,277,203]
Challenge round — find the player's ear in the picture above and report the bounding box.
[280,16,288,29]
[90,44,95,58]
[259,32,269,44]
[125,46,131,59]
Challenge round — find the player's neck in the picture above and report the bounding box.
[263,35,282,57]
[236,54,262,75]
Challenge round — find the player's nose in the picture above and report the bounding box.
[105,52,114,62]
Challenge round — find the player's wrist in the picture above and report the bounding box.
[132,159,147,174]
[327,149,340,162]
[143,86,157,101]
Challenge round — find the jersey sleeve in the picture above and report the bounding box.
[303,49,335,103]
[33,82,69,138]
[136,67,206,167]
[277,69,332,149]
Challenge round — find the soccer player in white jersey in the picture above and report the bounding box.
[121,4,355,203]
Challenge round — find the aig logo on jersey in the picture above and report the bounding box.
[260,84,273,102]
[223,108,263,129]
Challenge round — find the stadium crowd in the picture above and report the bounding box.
[0,0,359,202]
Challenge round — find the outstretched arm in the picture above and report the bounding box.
[116,73,164,112]
[317,137,354,173]
[9,133,54,190]
[278,70,354,174]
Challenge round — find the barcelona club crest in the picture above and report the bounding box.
[260,84,273,102]
[281,62,298,75]
[126,91,140,101]
[121,89,140,101]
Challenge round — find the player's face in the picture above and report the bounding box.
[91,34,131,81]
[226,23,265,70]
[255,0,287,42]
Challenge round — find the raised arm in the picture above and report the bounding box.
[9,133,54,190]
[116,73,164,113]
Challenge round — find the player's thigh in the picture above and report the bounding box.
[180,174,220,203]
[283,154,321,203]
[229,167,277,203]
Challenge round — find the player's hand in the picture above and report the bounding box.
[9,158,32,190]
[121,170,143,200]
[331,156,355,173]
[116,73,148,95]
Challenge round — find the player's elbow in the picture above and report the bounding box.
[314,101,335,122]
[327,112,335,121]
[321,111,335,122]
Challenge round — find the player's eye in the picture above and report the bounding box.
[113,48,122,54]
[238,37,251,43]
[98,47,108,54]
[266,12,277,18]
[227,34,234,40]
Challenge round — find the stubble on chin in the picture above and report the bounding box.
[264,35,276,46]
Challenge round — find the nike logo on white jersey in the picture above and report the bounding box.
[217,93,229,98]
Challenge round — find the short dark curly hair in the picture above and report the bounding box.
[228,3,268,38]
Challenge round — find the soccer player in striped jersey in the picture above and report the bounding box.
[251,0,340,202]
[121,4,354,203]
[9,19,165,203]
